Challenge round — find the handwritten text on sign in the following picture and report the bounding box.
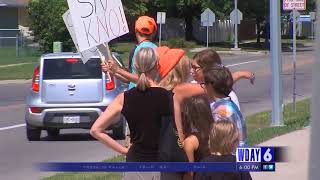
[283,0,306,11]
[67,0,129,51]
[62,10,99,63]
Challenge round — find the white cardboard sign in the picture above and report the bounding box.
[67,0,129,52]
[62,10,98,63]
[283,0,306,11]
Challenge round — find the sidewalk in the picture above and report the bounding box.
[189,47,268,55]
[0,79,31,85]
[251,127,310,180]
[0,62,33,68]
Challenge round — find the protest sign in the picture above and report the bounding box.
[62,10,98,63]
[67,0,129,52]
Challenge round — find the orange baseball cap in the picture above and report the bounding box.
[156,46,186,78]
[135,16,157,35]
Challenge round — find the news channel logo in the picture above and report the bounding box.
[236,147,275,163]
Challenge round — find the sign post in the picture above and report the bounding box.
[283,0,305,112]
[269,0,283,126]
[157,12,166,46]
[230,7,243,50]
[310,12,316,40]
[201,8,215,48]
[235,0,238,49]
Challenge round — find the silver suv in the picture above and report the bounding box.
[25,52,127,141]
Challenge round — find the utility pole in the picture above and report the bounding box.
[270,0,283,126]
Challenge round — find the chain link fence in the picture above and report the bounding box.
[0,28,40,58]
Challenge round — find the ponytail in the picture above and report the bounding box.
[136,73,151,91]
[134,47,158,91]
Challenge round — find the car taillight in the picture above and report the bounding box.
[105,72,115,90]
[32,65,40,92]
[30,107,42,113]
[65,58,79,63]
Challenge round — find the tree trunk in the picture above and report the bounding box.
[256,18,261,47]
[185,13,193,41]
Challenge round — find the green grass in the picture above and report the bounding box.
[110,42,135,65]
[247,98,310,145]
[0,47,39,65]
[0,62,38,80]
[44,99,310,180]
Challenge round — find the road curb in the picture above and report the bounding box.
[0,62,34,68]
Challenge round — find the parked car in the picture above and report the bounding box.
[25,52,128,141]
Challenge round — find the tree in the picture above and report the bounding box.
[28,0,73,53]
[148,0,232,40]
[239,0,267,46]
[122,0,149,17]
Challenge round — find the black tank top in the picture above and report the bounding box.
[121,87,173,162]
[192,133,210,162]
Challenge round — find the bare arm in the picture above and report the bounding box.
[183,136,199,180]
[232,70,255,84]
[101,63,130,83]
[173,83,205,142]
[116,68,139,84]
[90,93,128,155]
[105,60,139,84]
[113,72,130,84]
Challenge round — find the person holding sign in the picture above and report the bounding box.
[102,16,158,89]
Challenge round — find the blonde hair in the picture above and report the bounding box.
[209,120,239,155]
[134,47,158,91]
[158,56,190,90]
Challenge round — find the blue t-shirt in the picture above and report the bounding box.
[210,97,247,146]
[128,42,157,89]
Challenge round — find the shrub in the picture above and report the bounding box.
[28,0,74,53]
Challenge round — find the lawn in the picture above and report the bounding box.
[0,62,38,80]
[0,46,39,65]
[43,98,310,180]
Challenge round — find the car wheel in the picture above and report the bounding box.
[26,123,41,141]
[113,118,126,140]
[47,128,60,137]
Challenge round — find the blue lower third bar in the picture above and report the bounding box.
[38,162,240,172]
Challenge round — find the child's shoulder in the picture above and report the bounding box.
[184,134,199,149]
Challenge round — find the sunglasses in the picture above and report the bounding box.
[191,64,202,72]
[200,82,206,89]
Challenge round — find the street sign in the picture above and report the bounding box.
[157,12,166,46]
[201,8,215,48]
[283,0,306,11]
[230,9,243,25]
[201,8,215,27]
[310,12,316,20]
[290,10,301,19]
[157,12,166,24]
[230,0,242,49]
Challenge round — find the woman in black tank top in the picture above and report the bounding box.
[90,47,171,162]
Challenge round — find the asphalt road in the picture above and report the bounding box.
[0,49,314,180]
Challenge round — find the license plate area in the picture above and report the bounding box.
[63,115,80,124]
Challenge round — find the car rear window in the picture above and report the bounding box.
[43,58,102,80]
